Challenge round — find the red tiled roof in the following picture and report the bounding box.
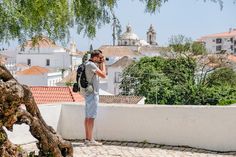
[22,36,62,49]
[16,66,49,75]
[30,86,84,104]
[99,45,140,57]
[0,54,6,64]
[201,29,236,38]
[228,55,236,63]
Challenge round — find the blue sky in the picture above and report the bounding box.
[1,0,236,51]
[73,0,236,51]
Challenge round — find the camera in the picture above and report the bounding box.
[98,56,109,64]
[82,49,109,63]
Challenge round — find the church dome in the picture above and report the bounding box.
[119,25,139,40]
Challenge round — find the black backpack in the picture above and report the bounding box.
[72,63,88,92]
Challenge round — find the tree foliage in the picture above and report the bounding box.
[121,35,236,105]
[121,56,236,105]
[169,35,206,55]
[0,0,231,44]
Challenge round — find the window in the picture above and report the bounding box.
[27,59,31,66]
[216,45,222,51]
[234,48,236,54]
[212,39,215,42]
[234,40,236,46]
[216,38,222,44]
[230,38,233,43]
[114,72,122,83]
[124,41,127,45]
[231,45,233,51]
[46,59,50,66]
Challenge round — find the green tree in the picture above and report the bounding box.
[0,0,231,44]
[121,35,236,105]
[168,35,206,55]
[120,56,199,104]
[205,67,236,87]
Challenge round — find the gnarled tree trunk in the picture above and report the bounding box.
[0,64,73,157]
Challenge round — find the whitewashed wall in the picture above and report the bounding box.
[16,74,48,86]
[58,103,236,152]
[6,103,236,151]
[16,72,62,86]
[107,66,122,95]
[6,104,62,144]
[203,37,236,54]
[47,71,63,86]
[16,48,71,69]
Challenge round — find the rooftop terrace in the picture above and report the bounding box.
[21,140,236,157]
[7,103,236,157]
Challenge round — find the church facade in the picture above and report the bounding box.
[118,24,158,47]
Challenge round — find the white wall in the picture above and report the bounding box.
[58,104,236,152]
[16,74,48,86]
[47,71,63,86]
[16,48,71,69]
[203,37,236,54]
[6,104,62,144]
[16,72,62,86]
[7,103,236,151]
[107,66,123,95]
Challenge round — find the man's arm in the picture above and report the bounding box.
[96,62,106,78]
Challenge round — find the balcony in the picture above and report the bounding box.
[6,103,236,156]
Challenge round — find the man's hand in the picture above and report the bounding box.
[96,61,106,78]
[99,55,105,63]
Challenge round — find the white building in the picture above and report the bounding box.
[106,56,134,95]
[198,28,236,54]
[118,24,158,47]
[16,37,71,70]
[0,49,17,76]
[16,66,63,86]
[66,41,84,71]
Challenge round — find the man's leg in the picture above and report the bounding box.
[87,118,95,140]
[84,94,102,145]
[85,118,89,140]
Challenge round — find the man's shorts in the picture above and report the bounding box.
[85,93,99,118]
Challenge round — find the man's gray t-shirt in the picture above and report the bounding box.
[85,61,99,95]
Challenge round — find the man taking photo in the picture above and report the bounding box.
[84,49,106,146]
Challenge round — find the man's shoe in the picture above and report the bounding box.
[84,139,90,146]
[85,139,103,146]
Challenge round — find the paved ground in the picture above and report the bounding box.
[21,140,236,157]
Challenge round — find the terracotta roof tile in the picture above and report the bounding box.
[30,86,84,104]
[0,54,6,64]
[228,55,236,63]
[201,29,236,38]
[99,45,140,57]
[22,36,62,49]
[16,66,49,75]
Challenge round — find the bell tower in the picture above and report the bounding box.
[147,24,158,45]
